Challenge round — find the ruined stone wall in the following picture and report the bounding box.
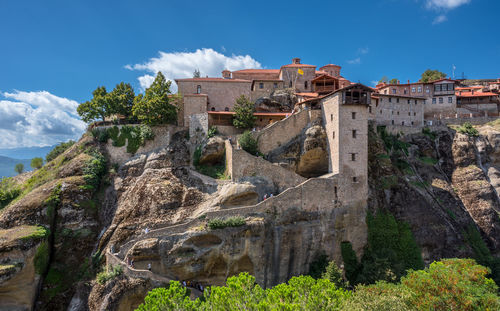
[254,109,322,154]
[225,140,306,192]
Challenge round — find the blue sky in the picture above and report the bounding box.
[0,0,499,148]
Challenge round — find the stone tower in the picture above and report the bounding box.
[321,84,372,204]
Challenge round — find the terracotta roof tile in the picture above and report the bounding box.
[456,91,499,97]
[175,78,251,82]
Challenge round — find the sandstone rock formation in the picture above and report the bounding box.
[254,88,297,112]
[198,136,225,165]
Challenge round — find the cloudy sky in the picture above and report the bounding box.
[0,0,497,148]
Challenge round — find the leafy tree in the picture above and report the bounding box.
[378,76,388,84]
[108,82,135,118]
[238,131,259,155]
[309,252,329,279]
[14,163,24,175]
[132,72,178,125]
[342,281,414,311]
[30,157,43,170]
[45,141,75,162]
[420,69,446,83]
[193,69,201,78]
[77,86,111,123]
[322,261,349,289]
[389,78,399,84]
[136,281,199,311]
[402,258,499,310]
[233,95,256,129]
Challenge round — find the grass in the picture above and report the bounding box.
[96,264,122,284]
[34,240,50,275]
[0,225,49,244]
[422,127,437,140]
[207,216,246,230]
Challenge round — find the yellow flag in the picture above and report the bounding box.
[298,68,304,75]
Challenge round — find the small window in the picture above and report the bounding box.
[414,112,416,116]
[196,85,201,94]
[432,98,437,104]
[415,100,418,104]
[396,98,400,103]
[211,107,215,111]
[397,111,400,115]
[391,120,394,125]
[352,176,358,183]
[273,83,278,88]
[352,130,357,138]
[448,97,452,103]
[351,153,356,161]
[304,81,308,89]
[392,88,396,94]
[289,81,292,87]
[334,186,338,199]
[411,121,414,125]
[392,111,394,115]
[412,87,416,93]
[332,131,335,139]
[380,110,382,114]
[404,89,407,94]
[402,121,405,126]
[408,99,411,104]
[408,112,411,116]
[426,87,430,93]
[259,83,264,89]
[351,112,356,119]
[331,114,333,121]
[224,107,229,111]
[418,86,422,92]
[439,97,443,104]
[389,98,392,103]
[369,106,372,113]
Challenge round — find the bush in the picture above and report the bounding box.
[207,126,218,138]
[106,125,155,153]
[457,122,479,137]
[46,141,75,162]
[464,225,500,286]
[322,261,349,289]
[0,178,21,209]
[14,163,24,174]
[422,127,437,140]
[83,149,107,189]
[308,252,329,279]
[96,264,122,284]
[418,156,438,165]
[207,216,246,230]
[238,131,258,156]
[233,95,256,129]
[91,128,109,142]
[31,157,44,170]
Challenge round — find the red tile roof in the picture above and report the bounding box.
[207,111,290,116]
[456,91,499,97]
[175,78,251,82]
[456,86,483,90]
[320,64,341,68]
[231,69,280,74]
[281,64,316,68]
[296,92,319,97]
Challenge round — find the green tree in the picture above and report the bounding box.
[132,72,178,125]
[238,131,259,155]
[45,141,75,162]
[14,163,24,175]
[420,69,446,83]
[378,76,388,84]
[136,282,199,311]
[322,261,349,289]
[389,78,399,84]
[77,86,111,123]
[30,157,43,170]
[108,82,135,119]
[233,95,256,129]
[193,69,200,78]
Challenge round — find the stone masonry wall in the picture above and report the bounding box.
[225,140,306,192]
[254,109,322,154]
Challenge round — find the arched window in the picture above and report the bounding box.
[224,107,229,111]
[196,85,201,94]
[211,107,215,111]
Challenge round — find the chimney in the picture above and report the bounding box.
[292,57,301,64]
[408,80,410,84]
[397,80,400,84]
[222,69,231,79]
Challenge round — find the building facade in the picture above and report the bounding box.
[370,94,425,127]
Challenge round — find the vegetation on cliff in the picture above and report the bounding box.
[136,259,499,311]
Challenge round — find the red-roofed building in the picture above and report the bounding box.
[456,89,500,114]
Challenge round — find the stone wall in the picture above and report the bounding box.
[374,95,424,127]
[426,116,500,126]
[225,140,306,192]
[102,125,186,165]
[182,95,208,126]
[189,113,209,146]
[250,81,284,102]
[254,109,322,154]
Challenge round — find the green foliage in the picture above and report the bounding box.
[90,128,109,142]
[418,156,438,165]
[402,258,499,310]
[21,226,49,241]
[343,211,424,286]
[30,157,44,170]
[238,131,259,155]
[207,126,218,138]
[83,149,107,189]
[193,145,202,167]
[136,282,199,311]
[34,241,50,275]
[420,69,446,83]
[322,261,349,289]
[309,252,329,279]
[422,127,437,140]
[77,86,110,123]
[45,140,75,162]
[132,72,178,125]
[96,265,122,284]
[14,163,24,174]
[193,144,228,179]
[342,281,415,311]
[458,122,479,137]
[379,175,398,189]
[389,78,398,84]
[193,69,201,78]
[108,82,135,119]
[233,95,256,129]
[464,225,500,286]
[409,180,430,189]
[377,126,410,156]
[207,216,246,230]
[0,178,21,209]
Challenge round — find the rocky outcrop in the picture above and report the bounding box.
[254,88,297,112]
[198,136,225,165]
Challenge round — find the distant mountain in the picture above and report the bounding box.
[0,156,32,178]
[0,145,55,160]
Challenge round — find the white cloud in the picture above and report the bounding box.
[0,91,86,148]
[358,47,369,55]
[426,0,470,10]
[432,14,448,24]
[126,48,262,91]
[347,57,361,65]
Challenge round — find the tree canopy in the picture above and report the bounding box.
[109,82,135,119]
[420,69,446,83]
[77,86,111,123]
[193,69,201,78]
[233,95,256,129]
[30,157,43,170]
[14,163,24,175]
[378,76,399,85]
[132,72,179,125]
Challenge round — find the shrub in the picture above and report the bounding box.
[308,252,329,279]
[14,163,24,175]
[457,122,479,137]
[31,157,44,170]
[21,226,49,241]
[422,127,437,140]
[238,131,259,155]
[207,126,218,138]
[233,95,256,129]
[418,156,438,165]
[207,216,246,230]
[96,264,122,284]
[342,281,414,311]
[0,178,21,209]
[91,128,109,142]
[46,140,75,162]
[464,225,500,286]
[83,149,107,189]
[322,260,350,289]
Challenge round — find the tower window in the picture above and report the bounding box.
[352,130,357,138]
[332,131,335,139]
[351,153,356,161]
[352,176,358,183]
[259,83,264,89]
[351,112,356,119]
[304,81,308,89]
[196,85,201,94]
[289,81,292,87]
[331,114,333,121]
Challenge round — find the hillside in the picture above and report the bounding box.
[0,123,499,310]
